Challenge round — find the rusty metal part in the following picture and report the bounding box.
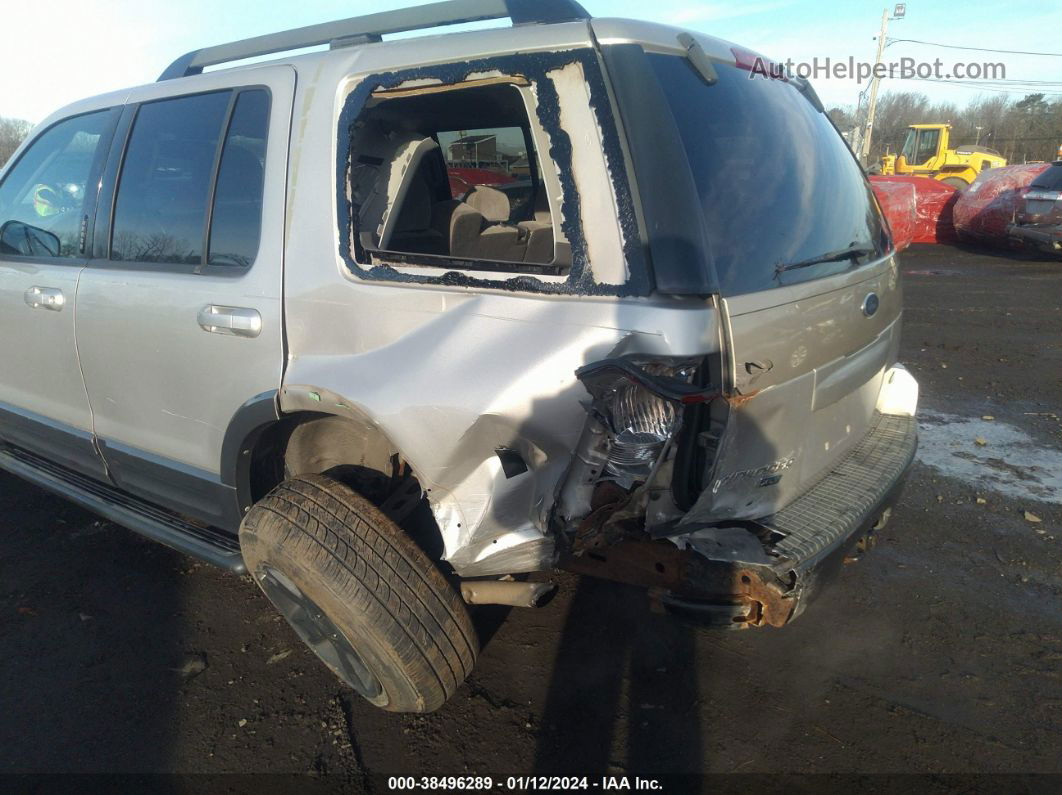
[560,539,796,628]
[459,579,556,608]
[732,567,794,627]
[572,481,632,553]
[725,389,761,409]
[561,540,692,591]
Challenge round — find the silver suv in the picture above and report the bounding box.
[0,0,919,712]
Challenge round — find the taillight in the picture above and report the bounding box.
[576,357,717,483]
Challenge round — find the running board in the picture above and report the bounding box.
[0,444,245,573]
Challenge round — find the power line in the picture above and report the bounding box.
[898,77,1062,96]
[885,37,1062,57]
[947,81,1062,90]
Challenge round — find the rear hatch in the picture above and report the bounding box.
[598,26,898,522]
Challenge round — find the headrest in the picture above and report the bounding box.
[465,185,510,223]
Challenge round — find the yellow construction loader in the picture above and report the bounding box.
[880,123,1007,188]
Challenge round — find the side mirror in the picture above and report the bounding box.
[0,220,62,258]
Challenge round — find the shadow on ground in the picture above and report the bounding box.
[0,474,186,772]
[531,578,701,776]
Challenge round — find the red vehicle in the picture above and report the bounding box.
[869,175,960,244]
[447,166,517,198]
[1008,162,1062,255]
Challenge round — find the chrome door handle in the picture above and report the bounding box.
[24,286,65,311]
[197,305,262,338]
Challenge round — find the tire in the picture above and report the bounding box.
[940,177,968,190]
[239,474,477,713]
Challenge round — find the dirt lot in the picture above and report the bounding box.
[1,244,1059,785]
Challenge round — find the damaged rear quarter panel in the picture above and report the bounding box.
[281,286,722,575]
[280,26,724,576]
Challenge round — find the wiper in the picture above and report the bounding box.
[774,245,874,277]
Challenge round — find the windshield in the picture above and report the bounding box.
[646,53,888,295]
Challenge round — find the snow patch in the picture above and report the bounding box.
[917,411,1062,504]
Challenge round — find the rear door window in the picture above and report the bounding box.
[111,92,231,265]
[110,89,270,269]
[646,53,887,296]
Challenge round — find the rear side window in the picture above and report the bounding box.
[647,54,887,296]
[346,80,560,271]
[111,88,269,268]
[0,111,112,259]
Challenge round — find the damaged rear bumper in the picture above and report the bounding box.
[562,411,918,628]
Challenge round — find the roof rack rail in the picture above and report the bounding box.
[158,0,591,81]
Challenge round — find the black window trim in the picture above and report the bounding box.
[91,84,272,276]
[597,43,718,296]
[198,90,240,273]
[0,107,122,267]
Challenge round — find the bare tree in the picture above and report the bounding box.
[865,91,1061,166]
[0,116,33,168]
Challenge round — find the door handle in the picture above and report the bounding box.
[24,286,65,311]
[197,305,262,338]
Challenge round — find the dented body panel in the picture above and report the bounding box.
[687,258,904,525]
[280,286,722,574]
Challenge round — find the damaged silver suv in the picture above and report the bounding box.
[0,0,919,712]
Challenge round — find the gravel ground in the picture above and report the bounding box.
[1,243,1059,784]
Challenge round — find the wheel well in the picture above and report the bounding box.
[247,412,395,499]
[247,413,445,562]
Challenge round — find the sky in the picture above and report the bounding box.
[2,0,1060,124]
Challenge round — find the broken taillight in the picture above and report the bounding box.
[576,357,716,485]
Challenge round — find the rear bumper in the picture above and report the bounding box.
[563,411,918,628]
[1008,223,1062,253]
[666,411,918,627]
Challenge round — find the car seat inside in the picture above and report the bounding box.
[347,80,561,266]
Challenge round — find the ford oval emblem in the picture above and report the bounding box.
[862,292,880,317]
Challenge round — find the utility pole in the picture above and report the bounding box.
[859,9,891,167]
[859,4,906,167]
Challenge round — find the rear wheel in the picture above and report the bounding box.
[239,474,477,712]
[939,177,968,190]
